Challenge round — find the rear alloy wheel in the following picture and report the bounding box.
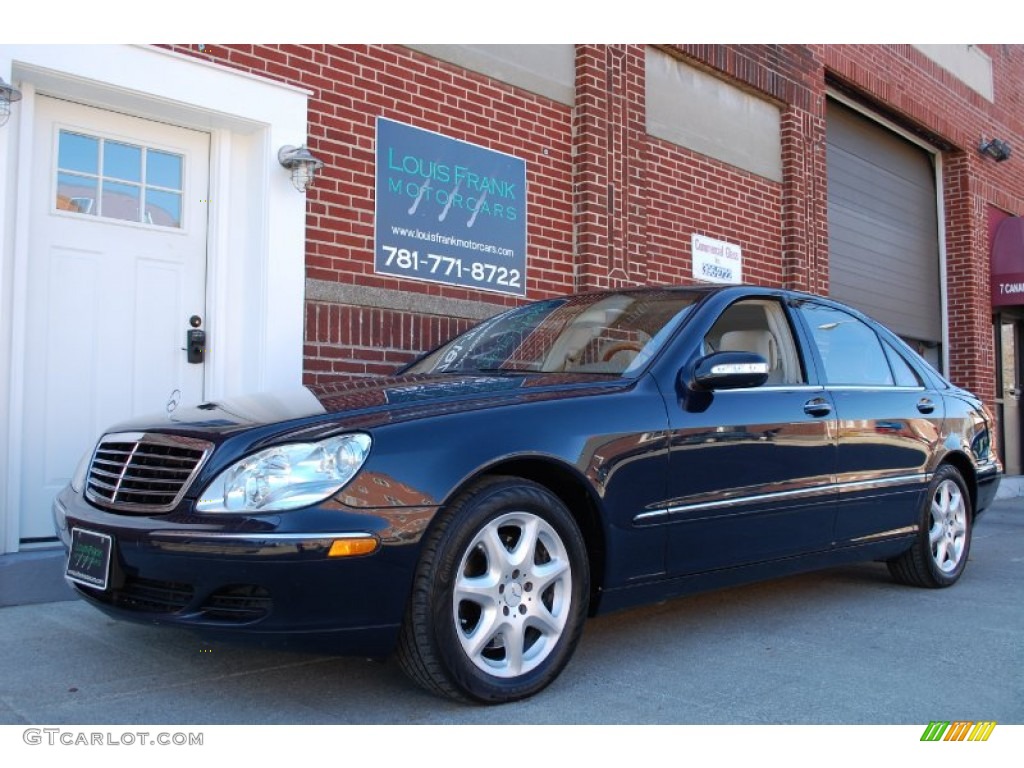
[397,476,589,703]
[887,465,973,588]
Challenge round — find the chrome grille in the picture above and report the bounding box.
[85,432,212,513]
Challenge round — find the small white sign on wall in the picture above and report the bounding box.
[691,234,742,285]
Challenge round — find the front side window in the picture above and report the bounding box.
[703,299,806,385]
[797,303,894,386]
[55,130,184,228]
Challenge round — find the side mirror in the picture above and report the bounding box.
[682,351,770,392]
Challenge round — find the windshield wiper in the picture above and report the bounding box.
[469,367,535,375]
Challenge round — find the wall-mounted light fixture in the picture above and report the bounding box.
[0,76,23,128]
[979,137,1011,163]
[278,144,325,192]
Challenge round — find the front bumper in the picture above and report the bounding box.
[53,486,436,656]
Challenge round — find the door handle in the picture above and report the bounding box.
[804,398,832,417]
[184,315,205,364]
[186,329,206,364]
[916,398,935,414]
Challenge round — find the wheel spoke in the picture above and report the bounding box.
[532,556,570,596]
[944,486,960,513]
[461,609,504,659]
[933,538,949,569]
[502,625,526,676]
[480,525,512,570]
[949,538,964,567]
[507,516,540,570]
[526,605,562,638]
[454,573,501,607]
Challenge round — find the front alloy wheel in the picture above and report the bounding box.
[397,476,589,703]
[454,511,573,678]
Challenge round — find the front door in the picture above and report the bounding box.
[17,96,210,543]
[663,298,838,575]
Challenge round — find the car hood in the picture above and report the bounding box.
[105,372,626,441]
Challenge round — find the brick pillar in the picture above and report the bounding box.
[574,45,647,291]
[781,94,828,295]
[943,153,996,402]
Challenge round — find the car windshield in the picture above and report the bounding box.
[405,290,701,377]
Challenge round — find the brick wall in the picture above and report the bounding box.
[645,139,786,287]
[166,44,575,385]
[165,43,1023,414]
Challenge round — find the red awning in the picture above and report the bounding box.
[992,216,1024,307]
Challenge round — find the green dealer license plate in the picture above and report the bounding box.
[66,528,112,591]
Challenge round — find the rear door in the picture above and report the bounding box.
[791,300,941,545]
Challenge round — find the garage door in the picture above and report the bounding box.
[826,100,941,348]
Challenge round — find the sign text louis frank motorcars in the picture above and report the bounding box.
[375,118,527,296]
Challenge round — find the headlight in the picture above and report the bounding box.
[196,433,371,512]
[70,446,94,493]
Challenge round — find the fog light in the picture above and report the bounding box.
[328,537,379,557]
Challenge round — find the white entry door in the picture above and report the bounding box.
[17,96,210,543]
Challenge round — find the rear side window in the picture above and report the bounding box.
[796,303,894,386]
[883,340,924,387]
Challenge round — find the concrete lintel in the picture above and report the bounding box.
[305,279,503,322]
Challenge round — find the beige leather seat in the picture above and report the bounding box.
[718,329,782,384]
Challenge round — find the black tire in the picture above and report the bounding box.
[887,465,973,588]
[396,476,590,703]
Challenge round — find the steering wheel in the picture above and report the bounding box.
[601,341,645,362]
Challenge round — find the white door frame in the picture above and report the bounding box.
[0,45,312,552]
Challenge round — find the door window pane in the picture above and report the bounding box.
[104,141,142,183]
[102,181,142,223]
[704,299,805,385]
[148,150,183,190]
[56,172,97,215]
[798,303,894,386]
[57,131,99,175]
[1001,322,1018,399]
[145,189,182,227]
[54,129,184,229]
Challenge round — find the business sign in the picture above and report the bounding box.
[375,117,527,296]
[991,216,1024,307]
[691,234,742,285]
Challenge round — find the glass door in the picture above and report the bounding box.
[996,318,1022,475]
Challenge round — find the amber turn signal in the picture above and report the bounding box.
[328,537,379,557]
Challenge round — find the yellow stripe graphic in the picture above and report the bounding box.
[968,722,997,742]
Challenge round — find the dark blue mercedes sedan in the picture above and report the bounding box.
[53,285,1002,703]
